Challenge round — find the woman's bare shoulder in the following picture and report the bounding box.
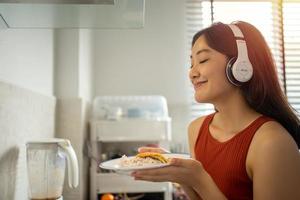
[187,115,207,158]
[248,120,300,198]
[188,115,206,136]
[251,120,298,151]
[188,116,206,158]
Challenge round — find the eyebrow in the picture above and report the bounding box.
[190,48,211,59]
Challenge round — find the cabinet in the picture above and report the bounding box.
[89,118,172,200]
[0,0,145,29]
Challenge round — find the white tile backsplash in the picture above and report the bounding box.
[55,98,90,200]
[0,80,56,200]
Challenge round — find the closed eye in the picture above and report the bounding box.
[199,59,209,64]
[190,58,209,68]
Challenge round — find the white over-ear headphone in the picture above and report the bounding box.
[226,24,253,86]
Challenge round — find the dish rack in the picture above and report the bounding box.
[89,96,172,200]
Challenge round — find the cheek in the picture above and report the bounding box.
[210,72,233,94]
[207,64,229,85]
[204,68,233,95]
[213,72,231,86]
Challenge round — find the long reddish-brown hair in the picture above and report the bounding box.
[192,21,300,148]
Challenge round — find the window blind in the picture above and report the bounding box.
[185,0,215,120]
[283,2,300,117]
[186,0,286,120]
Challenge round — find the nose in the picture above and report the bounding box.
[189,66,200,81]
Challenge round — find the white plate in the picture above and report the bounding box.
[99,153,190,172]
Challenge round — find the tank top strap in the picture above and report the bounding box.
[253,115,274,129]
[194,113,273,150]
[194,113,216,150]
[193,114,274,199]
[242,115,274,146]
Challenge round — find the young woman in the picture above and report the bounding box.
[132,21,300,199]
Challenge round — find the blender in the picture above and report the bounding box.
[26,138,79,200]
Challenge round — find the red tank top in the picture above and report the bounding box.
[194,113,273,200]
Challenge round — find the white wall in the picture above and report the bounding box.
[79,30,95,102]
[54,29,95,102]
[54,29,94,200]
[54,30,80,98]
[0,29,54,96]
[0,28,56,200]
[94,0,191,149]
[0,4,194,199]
[94,0,190,106]
[0,0,191,113]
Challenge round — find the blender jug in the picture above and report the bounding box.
[26,138,79,200]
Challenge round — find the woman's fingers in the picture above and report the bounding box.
[131,159,204,186]
[132,166,183,181]
[133,166,171,176]
[170,158,192,166]
[134,174,171,182]
[170,158,203,170]
[133,168,176,182]
[169,158,183,166]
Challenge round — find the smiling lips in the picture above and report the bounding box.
[193,80,208,90]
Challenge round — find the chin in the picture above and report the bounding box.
[194,95,210,103]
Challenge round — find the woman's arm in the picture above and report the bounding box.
[133,116,227,199]
[179,117,205,200]
[248,121,300,199]
[169,158,227,200]
[176,117,227,199]
[132,155,228,200]
[180,185,202,200]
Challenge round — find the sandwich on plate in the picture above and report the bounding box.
[120,152,170,167]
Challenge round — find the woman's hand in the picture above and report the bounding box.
[132,158,227,200]
[136,146,204,199]
[135,147,225,199]
[131,157,204,187]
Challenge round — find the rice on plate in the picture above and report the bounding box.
[120,152,170,167]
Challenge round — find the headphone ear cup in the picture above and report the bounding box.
[226,57,242,86]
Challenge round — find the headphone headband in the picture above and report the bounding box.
[228,24,244,38]
[225,23,253,86]
[228,24,250,60]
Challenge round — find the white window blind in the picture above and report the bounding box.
[284,2,300,117]
[186,0,287,120]
[186,0,215,120]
